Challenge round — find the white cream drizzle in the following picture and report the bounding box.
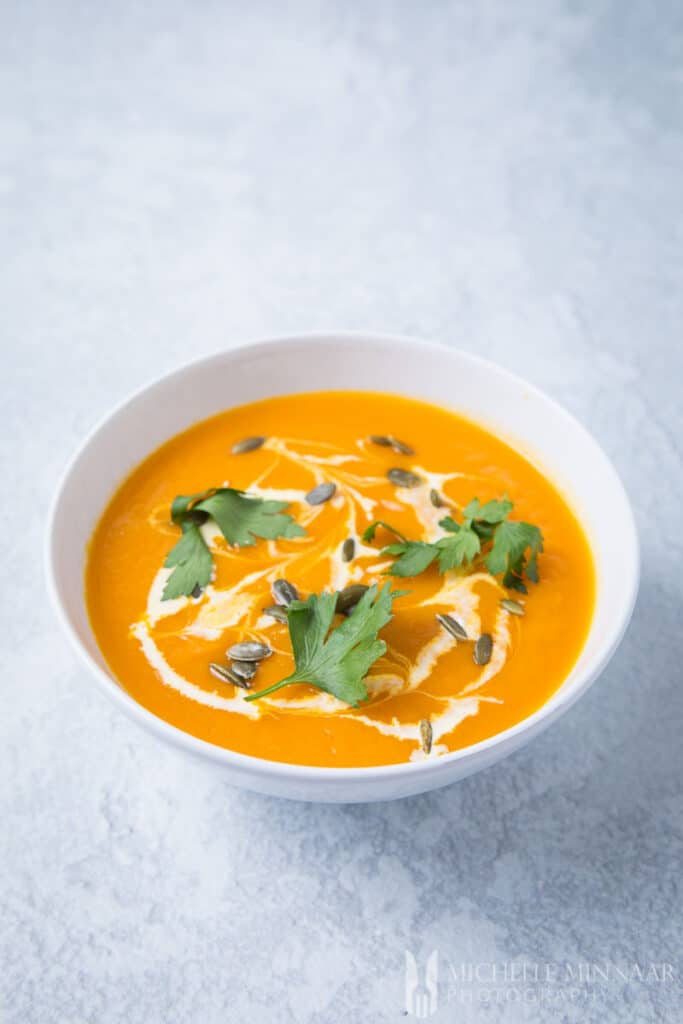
[132,619,260,717]
[131,438,513,757]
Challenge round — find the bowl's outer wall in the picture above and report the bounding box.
[47,335,639,802]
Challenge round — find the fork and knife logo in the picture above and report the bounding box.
[405,949,439,1017]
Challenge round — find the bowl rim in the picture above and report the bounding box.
[45,331,640,781]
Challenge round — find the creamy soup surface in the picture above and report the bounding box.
[86,391,595,767]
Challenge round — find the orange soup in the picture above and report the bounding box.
[86,391,595,767]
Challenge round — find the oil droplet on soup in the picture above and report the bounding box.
[86,391,595,767]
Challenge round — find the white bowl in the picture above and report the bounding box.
[46,334,639,802]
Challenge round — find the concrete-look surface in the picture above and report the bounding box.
[1,2,681,1022]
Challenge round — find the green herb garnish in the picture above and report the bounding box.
[381,541,440,576]
[162,488,305,601]
[245,582,404,706]
[372,495,543,593]
[361,520,407,543]
[485,518,543,590]
[162,522,214,601]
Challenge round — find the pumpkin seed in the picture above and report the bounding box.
[436,613,468,641]
[230,659,257,683]
[341,537,355,562]
[231,435,265,454]
[209,662,248,688]
[305,481,337,505]
[387,468,422,488]
[227,641,272,662]
[474,633,493,666]
[336,583,369,615]
[388,436,415,456]
[500,598,525,616]
[272,578,299,606]
[429,488,447,508]
[369,434,415,455]
[263,604,289,623]
[419,719,433,755]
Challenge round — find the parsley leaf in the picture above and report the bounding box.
[162,523,213,601]
[379,541,438,577]
[245,583,403,706]
[368,493,543,590]
[434,522,481,571]
[485,520,543,593]
[161,487,305,600]
[170,491,213,526]
[197,489,305,547]
[362,520,408,543]
[461,496,513,523]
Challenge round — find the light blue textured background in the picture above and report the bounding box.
[2,2,681,1022]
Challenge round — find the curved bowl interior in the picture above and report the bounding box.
[47,334,639,802]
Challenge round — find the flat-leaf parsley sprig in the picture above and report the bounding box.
[162,488,305,601]
[364,496,543,593]
[246,582,405,706]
